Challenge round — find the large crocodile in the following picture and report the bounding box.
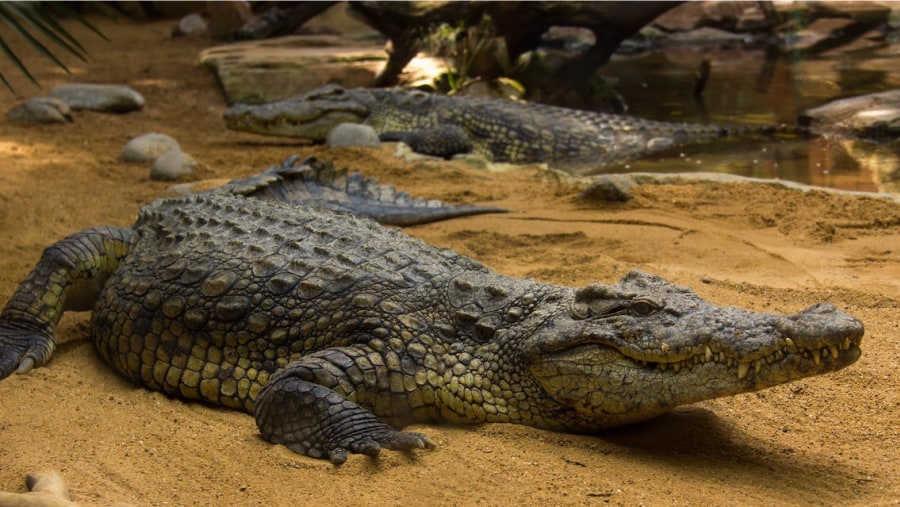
[0,158,862,464]
[224,85,781,172]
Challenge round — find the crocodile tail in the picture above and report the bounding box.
[680,120,810,142]
[218,155,507,226]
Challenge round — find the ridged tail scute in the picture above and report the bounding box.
[218,155,508,226]
[0,226,134,379]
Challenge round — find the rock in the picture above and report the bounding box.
[173,13,208,37]
[735,6,772,32]
[665,27,747,44]
[121,133,181,163]
[6,97,73,124]
[206,0,253,40]
[799,89,900,140]
[49,84,144,113]
[326,123,380,148]
[810,1,891,24]
[653,1,759,32]
[652,2,706,32]
[889,7,900,30]
[151,149,196,181]
[579,174,635,202]
[199,35,384,104]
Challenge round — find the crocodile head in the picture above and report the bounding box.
[521,270,863,430]
[224,85,372,139]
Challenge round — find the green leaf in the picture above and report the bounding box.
[0,23,41,88]
[44,1,111,42]
[0,1,110,93]
[24,4,90,57]
[0,4,73,77]
[14,4,89,62]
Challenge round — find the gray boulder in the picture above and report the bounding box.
[326,123,380,148]
[151,149,196,181]
[121,133,182,163]
[799,89,900,140]
[49,83,145,113]
[6,97,73,124]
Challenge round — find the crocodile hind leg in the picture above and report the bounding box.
[255,346,435,464]
[0,227,134,379]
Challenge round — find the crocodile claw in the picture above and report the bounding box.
[16,356,35,374]
[0,324,54,380]
[327,430,436,465]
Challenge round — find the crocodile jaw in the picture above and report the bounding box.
[223,88,370,140]
[523,272,865,430]
[530,329,861,430]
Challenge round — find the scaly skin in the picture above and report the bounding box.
[0,178,863,464]
[224,85,766,171]
[217,154,506,226]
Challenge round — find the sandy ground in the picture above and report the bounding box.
[0,18,898,507]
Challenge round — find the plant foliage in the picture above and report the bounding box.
[0,1,109,92]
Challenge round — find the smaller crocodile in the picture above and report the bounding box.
[224,85,782,172]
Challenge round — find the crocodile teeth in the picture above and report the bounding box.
[754,359,763,374]
[705,346,713,362]
[828,344,839,359]
[784,337,797,352]
[842,338,851,350]
[737,361,750,380]
[811,349,821,366]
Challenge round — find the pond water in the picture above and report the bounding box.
[597,41,900,193]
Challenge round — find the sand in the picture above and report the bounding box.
[0,18,897,507]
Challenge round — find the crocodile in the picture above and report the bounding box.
[0,159,862,464]
[224,85,782,173]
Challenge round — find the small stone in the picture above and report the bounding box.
[579,175,635,202]
[122,133,182,163]
[173,13,208,37]
[326,123,380,148]
[151,149,196,181]
[6,96,73,124]
[49,83,145,113]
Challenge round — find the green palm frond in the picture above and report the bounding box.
[0,1,109,93]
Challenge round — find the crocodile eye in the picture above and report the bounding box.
[629,298,660,316]
[570,302,591,320]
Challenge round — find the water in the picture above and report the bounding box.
[596,42,900,193]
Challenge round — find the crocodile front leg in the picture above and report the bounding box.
[0,227,134,379]
[254,346,435,464]
[379,124,473,159]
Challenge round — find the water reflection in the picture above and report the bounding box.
[598,44,900,193]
